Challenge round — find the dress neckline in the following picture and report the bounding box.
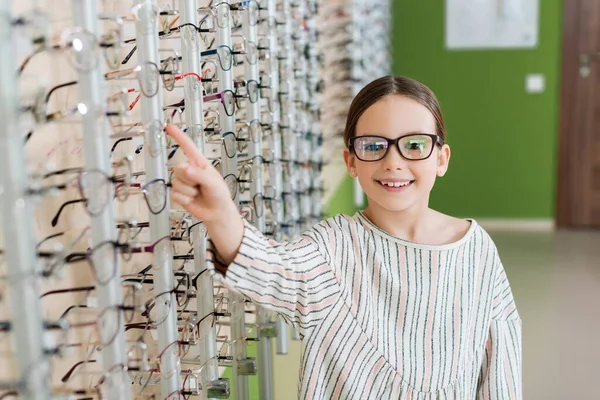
[354,211,478,251]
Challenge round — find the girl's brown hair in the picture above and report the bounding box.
[343,76,446,146]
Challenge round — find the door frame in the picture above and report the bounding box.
[557,0,590,228]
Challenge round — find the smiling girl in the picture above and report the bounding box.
[167,75,522,399]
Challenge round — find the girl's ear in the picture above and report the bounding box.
[437,144,451,177]
[344,148,357,177]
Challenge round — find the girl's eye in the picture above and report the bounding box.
[364,143,385,152]
[359,140,387,152]
[405,141,424,151]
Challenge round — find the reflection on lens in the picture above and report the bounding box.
[399,134,433,160]
[222,132,237,158]
[237,135,248,154]
[105,47,119,70]
[152,236,171,270]
[137,62,159,97]
[80,170,109,215]
[161,57,177,91]
[246,42,258,65]
[217,45,233,71]
[143,179,168,214]
[94,241,118,285]
[175,289,190,308]
[67,31,99,72]
[223,174,238,199]
[145,120,164,157]
[150,292,173,325]
[181,23,197,41]
[248,80,259,103]
[216,3,231,28]
[122,285,137,323]
[239,164,253,182]
[249,119,262,142]
[100,30,121,70]
[254,194,264,217]
[354,137,388,161]
[223,90,235,116]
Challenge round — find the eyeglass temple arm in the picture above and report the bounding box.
[45,80,78,104]
[40,286,95,298]
[165,99,185,108]
[41,167,85,179]
[36,231,65,249]
[61,359,97,383]
[110,137,132,156]
[51,198,87,227]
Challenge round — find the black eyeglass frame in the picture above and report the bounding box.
[347,133,445,162]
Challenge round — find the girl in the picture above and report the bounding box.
[167,76,522,399]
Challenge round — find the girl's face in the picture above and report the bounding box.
[344,95,451,214]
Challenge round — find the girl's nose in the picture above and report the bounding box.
[381,145,407,171]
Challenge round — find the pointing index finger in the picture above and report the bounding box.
[165,124,208,168]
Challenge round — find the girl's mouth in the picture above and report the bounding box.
[376,180,415,191]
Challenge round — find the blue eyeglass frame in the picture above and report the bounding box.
[348,133,445,162]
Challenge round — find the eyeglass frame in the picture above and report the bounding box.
[347,133,445,162]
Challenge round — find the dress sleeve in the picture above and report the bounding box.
[205,220,341,332]
[476,259,523,399]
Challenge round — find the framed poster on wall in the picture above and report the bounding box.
[445,0,540,50]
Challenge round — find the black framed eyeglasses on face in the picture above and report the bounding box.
[348,133,444,162]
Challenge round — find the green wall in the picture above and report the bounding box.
[328,0,563,219]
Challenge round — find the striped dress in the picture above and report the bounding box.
[206,212,522,399]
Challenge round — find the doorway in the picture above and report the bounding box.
[557,0,600,228]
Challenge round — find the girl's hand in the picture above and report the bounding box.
[167,124,244,266]
[166,124,235,223]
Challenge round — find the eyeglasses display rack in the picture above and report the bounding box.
[0,0,352,398]
[176,1,225,400]
[0,2,51,399]
[268,0,290,358]
[241,2,274,399]
[135,0,182,397]
[73,0,132,399]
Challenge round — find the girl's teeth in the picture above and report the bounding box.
[381,181,411,187]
